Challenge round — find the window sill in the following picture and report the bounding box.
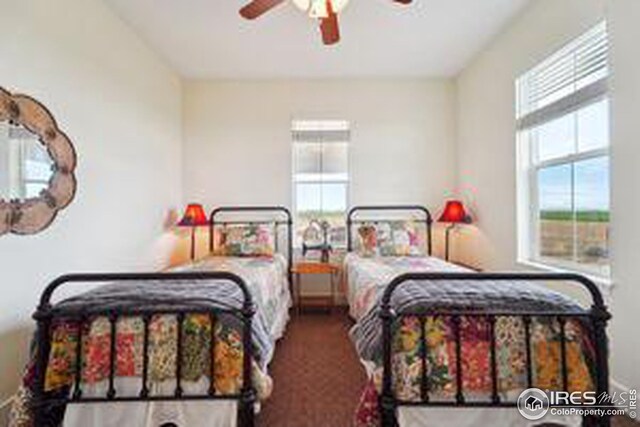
[517,259,614,291]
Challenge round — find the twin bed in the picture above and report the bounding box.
[345,206,611,427]
[10,205,611,427]
[11,207,293,427]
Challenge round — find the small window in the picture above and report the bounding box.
[292,120,350,247]
[516,22,610,278]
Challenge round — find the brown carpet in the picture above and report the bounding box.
[258,310,367,427]
[259,311,637,427]
[614,416,639,427]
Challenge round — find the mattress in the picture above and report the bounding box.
[344,253,469,321]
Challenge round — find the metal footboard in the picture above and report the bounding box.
[379,272,611,427]
[32,272,256,427]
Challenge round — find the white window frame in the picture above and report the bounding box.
[516,22,611,280]
[291,120,351,248]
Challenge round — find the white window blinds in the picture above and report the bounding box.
[292,120,350,182]
[517,21,608,129]
[291,120,351,144]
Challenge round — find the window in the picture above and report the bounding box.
[516,22,610,278]
[292,120,350,247]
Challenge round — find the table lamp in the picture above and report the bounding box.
[177,203,209,261]
[438,200,471,262]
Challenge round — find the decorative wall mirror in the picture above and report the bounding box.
[0,87,77,236]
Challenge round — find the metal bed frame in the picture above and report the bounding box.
[209,206,293,287]
[32,272,257,427]
[32,206,293,427]
[346,205,611,427]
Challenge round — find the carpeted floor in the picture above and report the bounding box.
[616,416,639,427]
[259,311,637,427]
[258,310,366,427]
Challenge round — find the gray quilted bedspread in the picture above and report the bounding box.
[51,278,274,365]
[351,277,587,362]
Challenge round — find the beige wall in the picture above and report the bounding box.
[608,0,640,394]
[455,0,608,270]
[181,79,458,296]
[456,0,639,391]
[183,79,457,213]
[0,0,183,406]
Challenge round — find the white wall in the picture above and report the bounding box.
[456,0,639,391]
[455,0,608,270]
[183,79,457,213]
[608,0,640,395]
[0,0,183,407]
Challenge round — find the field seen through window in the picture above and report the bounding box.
[539,209,609,270]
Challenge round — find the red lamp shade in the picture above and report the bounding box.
[438,200,469,224]
[178,204,209,227]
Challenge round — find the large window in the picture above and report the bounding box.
[516,22,610,278]
[292,120,350,247]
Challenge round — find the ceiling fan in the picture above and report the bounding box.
[239,0,413,46]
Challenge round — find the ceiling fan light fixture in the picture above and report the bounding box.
[292,0,350,18]
[309,0,329,18]
[240,0,411,46]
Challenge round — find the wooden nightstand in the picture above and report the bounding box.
[291,261,341,314]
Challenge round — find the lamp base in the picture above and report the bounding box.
[444,224,456,262]
[190,227,196,261]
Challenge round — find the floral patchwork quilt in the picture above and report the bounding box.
[344,254,468,321]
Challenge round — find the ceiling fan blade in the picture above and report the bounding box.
[393,0,413,4]
[239,0,287,20]
[320,5,340,45]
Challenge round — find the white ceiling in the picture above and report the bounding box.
[105,0,530,79]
